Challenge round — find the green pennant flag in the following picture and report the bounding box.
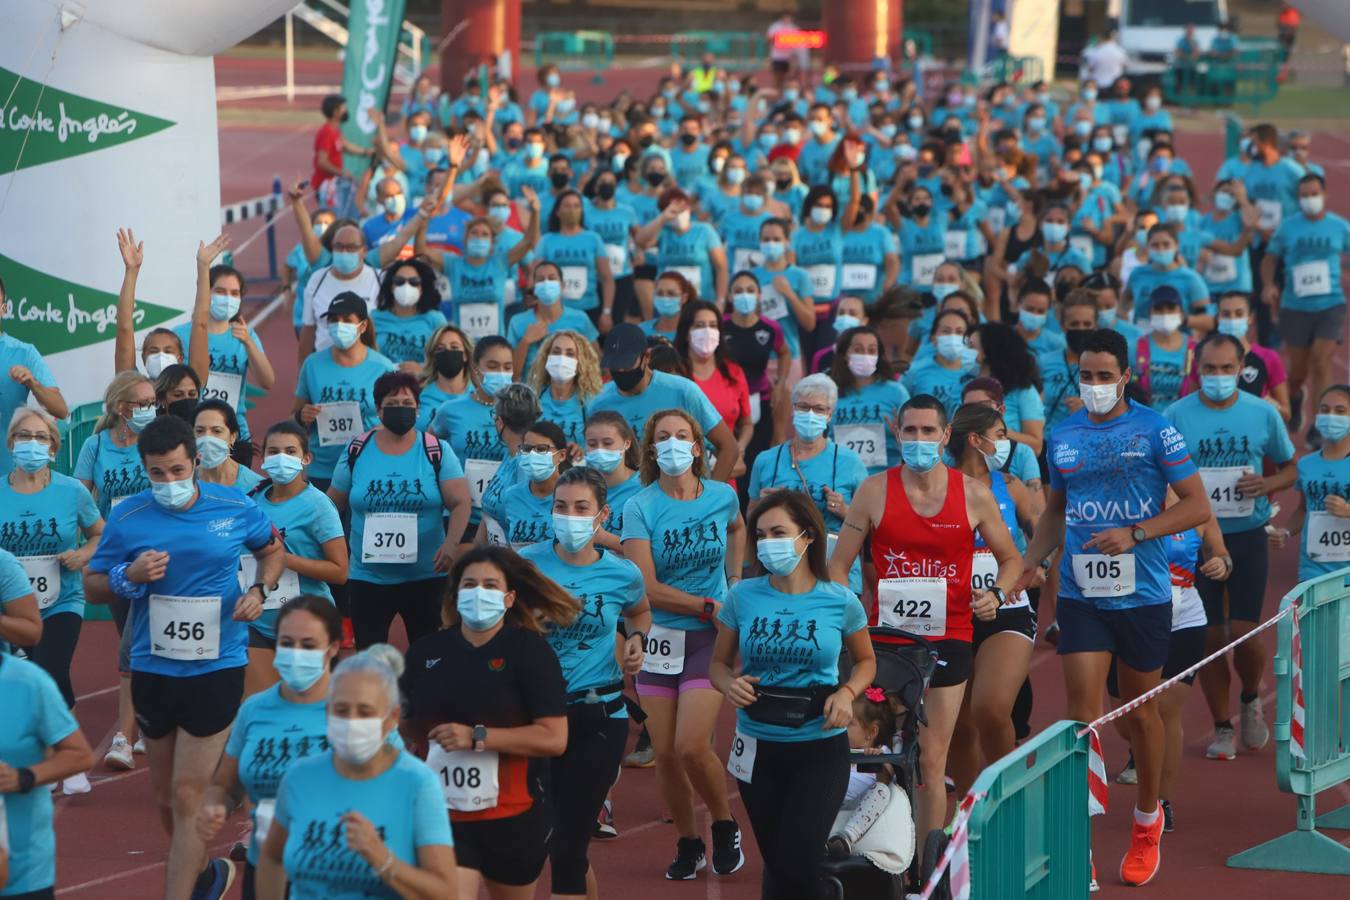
[0,253,179,355]
[340,0,409,180]
[0,65,176,174]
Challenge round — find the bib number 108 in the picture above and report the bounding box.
[440,765,483,790]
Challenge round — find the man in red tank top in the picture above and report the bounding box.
[829,394,1022,849]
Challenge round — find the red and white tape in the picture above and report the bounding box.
[918,791,983,900]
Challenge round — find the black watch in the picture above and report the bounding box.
[989,586,1007,607]
[250,581,276,597]
[17,766,36,793]
[472,724,488,751]
[1130,525,1148,545]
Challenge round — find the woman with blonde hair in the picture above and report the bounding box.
[416,323,474,431]
[527,330,603,449]
[622,408,747,880]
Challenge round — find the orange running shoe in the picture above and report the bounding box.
[1120,811,1164,886]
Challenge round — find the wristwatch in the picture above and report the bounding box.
[250,581,276,598]
[699,599,717,623]
[472,724,488,752]
[1130,525,1148,545]
[16,766,36,793]
[989,586,1007,607]
[628,629,648,647]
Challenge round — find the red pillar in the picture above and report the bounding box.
[439,0,521,94]
[822,0,903,74]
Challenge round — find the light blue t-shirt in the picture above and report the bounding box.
[370,308,447,366]
[74,429,150,518]
[520,542,644,706]
[499,479,556,548]
[1047,401,1197,609]
[250,483,344,639]
[0,334,57,476]
[589,370,723,442]
[331,435,465,584]
[1038,349,1081,432]
[442,251,512,335]
[505,308,599,376]
[840,224,897,303]
[897,217,946,286]
[622,479,739,631]
[415,382,464,433]
[1268,212,1350,313]
[832,379,910,474]
[1198,211,1253,295]
[537,230,608,312]
[274,751,453,900]
[1163,391,1295,533]
[797,137,840,186]
[588,204,639,278]
[657,222,723,301]
[1003,386,1046,437]
[750,265,813,357]
[538,388,589,447]
[718,577,866,743]
[0,655,79,893]
[791,223,844,302]
[430,391,506,525]
[901,359,978,418]
[1294,451,1350,581]
[1140,337,1190,411]
[718,209,771,272]
[87,482,277,675]
[171,322,265,441]
[600,472,642,538]
[295,349,397,480]
[0,473,99,618]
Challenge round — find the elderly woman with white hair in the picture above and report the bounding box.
[0,407,103,792]
[746,373,869,594]
[255,644,458,900]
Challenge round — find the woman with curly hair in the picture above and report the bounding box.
[527,330,603,449]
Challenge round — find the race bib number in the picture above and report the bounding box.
[238,556,302,611]
[1071,554,1137,598]
[459,303,500,341]
[748,393,762,425]
[1204,253,1238,284]
[317,402,361,448]
[732,247,762,272]
[427,745,500,811]
[483,516,507,547]
[1201,467,1255,518]
[640,624,686,675]
[944,230,968,260]
[912,253,943,286]
[877,577,947,637]
[671,266,703,296]
[971,552,997,593]
[361,513,418,564]
[149,594,221,660]
[807,264,837,298]
[254,799,276,844]
[1306,511,1350,563]
[758,285,788,321]
[464,458,502,508]
[834,423,886,469]
[605,244,628,274]
[1069,235,1095,261]
[1293,260,1331,298]
[19,555,60,609]
[202,371,243,410]
[987,206,1007,233]
[561,266,588,301]
[841,264,877,291]
[1256,199,1282,231]
[727,731,758,782]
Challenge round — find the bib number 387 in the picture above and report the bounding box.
[426,745,500,811]
[1072,554,1137,598]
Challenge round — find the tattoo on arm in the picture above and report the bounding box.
[845,521,866,533]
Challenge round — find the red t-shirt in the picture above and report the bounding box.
[694,361,751,433]
[312,122,343,188]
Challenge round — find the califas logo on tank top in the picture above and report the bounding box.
[879,548,958,581]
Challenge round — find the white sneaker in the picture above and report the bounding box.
[63,773,92,795]
[1206,724,1237,760]
[133,737,146,755]
[104,733,134,770]
[1240,698,1270,750]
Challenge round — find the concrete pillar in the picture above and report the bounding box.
[439,0,520,93]
[822,0,904,73]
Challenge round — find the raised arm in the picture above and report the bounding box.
[114,228,144,373]
[506,185,542,266]
[189,234,230,385]
[290,182,325,265]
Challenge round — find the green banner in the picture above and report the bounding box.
[340,0,408,179]
[0,66,175,174]
[0,253,179,355]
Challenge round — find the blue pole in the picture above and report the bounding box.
[267,175,281,282]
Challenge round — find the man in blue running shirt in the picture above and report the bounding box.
[1017,329,1209,888]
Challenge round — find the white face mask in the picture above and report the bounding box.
[690,326,720,357]
[1299,195,1325,216]
[1150,313,1182,334]
[1079,378,1122,415]
[674,210,691,231]
[327,716,386,765]
[545,353,578,383]
[848,353,879,378]
[392,283,421,308]
[145,351,177,379]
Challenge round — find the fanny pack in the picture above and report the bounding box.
[566,681,647,723]
[744,684,834,728]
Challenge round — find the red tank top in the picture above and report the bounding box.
[870,465,976,643]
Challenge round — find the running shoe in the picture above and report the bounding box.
[1115,752,1138,785]
[711,819,745,875]
[133,737,146,755]
[1289,391,1304,433]
[1089,859,1099,893]
[62,772,92,795]
[593,798,618,839]
[1161,799,1175,833]
[341,616,356,650]
[1240,698,1270,750]
[104,733,134,770]
[190,858,237,900]
[665,837,706,880]
[1206,724,1237,760]
[825,834,851,861]
[622,745,655,768]
[1119,812,1164,886]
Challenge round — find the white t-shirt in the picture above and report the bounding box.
[301,264,382,352]
[1083,40,1128,88]
[768,20,796,62]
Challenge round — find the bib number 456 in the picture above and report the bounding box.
[162,621,207,642]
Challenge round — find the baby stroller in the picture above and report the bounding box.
[821,626,942,900]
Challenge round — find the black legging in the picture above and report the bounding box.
[549,705,627,894]
[738,732,850,900]
[347,577,445,649]
[29,611,83,708]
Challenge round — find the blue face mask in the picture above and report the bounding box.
[1041,222,1068,244]
[901,440,941,473]
[12,440,51,473]
[760,240,786,261]
[792,410,829,441]
[842,88,858,101]
[1019,309,1047,332]
[152,476,196,510]
[983,438,1011,471]
[1092,136,1114,153]
[880,124,898,140]
[328,321,360,350]
[655,437,695,476]
[1136,228,1150,246]
[209,292,239,322]
[1214,192,1236,212]
[1149,248,1176,267]
[1316,414,1350,442]
[1200,374,1238,402]
[1217,317,1249,339]
[732,292,758,315]
[585,448,624,473]
[332,251,361,275]
[534,279,562,305]
[1096,307,1118,328]
[741,193,764,212]
[726,167,747,185]
[935,333,967,362]
[1026,116,1046,133]
[1074,120,1093,137]
[930,282,958,302]
[757,535,805,576]
[423,148,445,166]
[262,453,305,485]
[1078,172,1094,191]
[197,435,232,470]
[553,513,598,552]
[785,88,799,102]
[758,133,777,150]
[525,143,545,160]
[1164,204,1189,224]
[128,406,156,433]
[274,647,328,692]
[518,450,558,482]
[654,295,682,317]
[488,204,511,224]
[457,587,507,631]
[834,313,861,332]
[481,371,513,396]
[409,124,429,143]
[466,237,492,258]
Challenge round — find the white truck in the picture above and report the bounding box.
[1116,0,1230,77]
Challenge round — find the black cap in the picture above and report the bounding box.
[601,323,647,370]
[322,292,370,320]
[1148,285,1183,309]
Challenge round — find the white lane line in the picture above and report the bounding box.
[74,685,118,702]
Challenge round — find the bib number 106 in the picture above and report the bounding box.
[644,634,673,657]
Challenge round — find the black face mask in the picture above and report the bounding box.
[434,348,465,379]
[596,182,616,200]
[610,367,645,392]
[550,171,571,190]
[166,398,198,423]
[917,164,934,178]
[645,171,666,188]
[506,137,523,150]
[679,133,698,147]
[939,183,954,198]
[1066,330,1093,355]
[774,177,791,191]
[910,203,931,218]
[381,406,417,436]
[638,134,656,148]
